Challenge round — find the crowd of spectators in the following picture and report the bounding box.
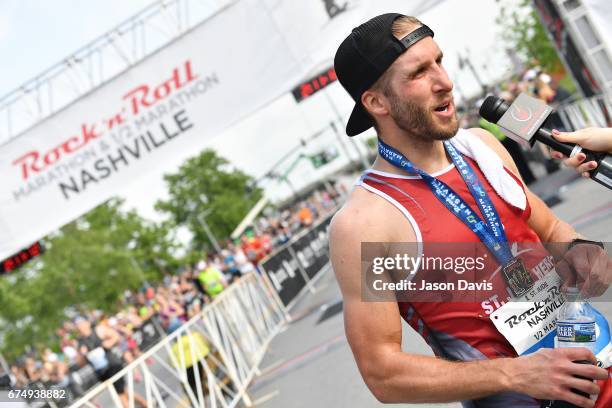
[2,181,345,407]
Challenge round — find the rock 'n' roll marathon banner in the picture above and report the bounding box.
[0,0,302,259]
[0,0,445,260]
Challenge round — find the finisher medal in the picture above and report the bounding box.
[502,258,534,297]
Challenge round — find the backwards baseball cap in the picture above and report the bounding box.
[334,13,434,136]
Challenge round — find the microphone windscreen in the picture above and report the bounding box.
[479,96,505,123]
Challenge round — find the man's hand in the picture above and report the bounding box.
[556,243,612,297]
[505,348,608,408]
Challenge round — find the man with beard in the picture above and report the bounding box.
[329,13,611,408]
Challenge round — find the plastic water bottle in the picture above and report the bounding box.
[546,287,597,408]
[557,287,597,353]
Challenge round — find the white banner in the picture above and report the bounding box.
[0,0,305,259]
[262,0,445,71]
[0,0,446,260]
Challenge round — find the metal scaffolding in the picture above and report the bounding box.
[0,0,235,146]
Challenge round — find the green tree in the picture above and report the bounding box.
[0,198,180,360]
[155,149,262,251]
[496,0,563,73]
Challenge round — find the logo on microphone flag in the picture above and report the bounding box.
[510,105,533,122]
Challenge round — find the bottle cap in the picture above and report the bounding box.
[565,286,579,294]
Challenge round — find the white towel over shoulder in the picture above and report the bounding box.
[450,128,527,211]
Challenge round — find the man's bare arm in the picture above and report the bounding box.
[329,197,605,406]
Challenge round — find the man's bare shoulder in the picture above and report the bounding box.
[330,183,416,245]
[329,183,417,298]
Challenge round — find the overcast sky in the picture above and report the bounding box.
[0,0,512,221]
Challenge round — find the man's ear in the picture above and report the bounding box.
[361,89,389,119]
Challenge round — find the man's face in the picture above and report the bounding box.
[381,37,458,140]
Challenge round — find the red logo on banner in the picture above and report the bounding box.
[11,61,198,181]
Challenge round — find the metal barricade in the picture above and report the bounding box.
[556,93,612,129]
[258,211,335,313]
[68,272,285,408]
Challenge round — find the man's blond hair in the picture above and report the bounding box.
[391,15,423,39]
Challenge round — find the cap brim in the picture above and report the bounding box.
[346,101,374,136]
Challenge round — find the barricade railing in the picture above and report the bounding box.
[556,93,612,130]
[19,207,336,407]
[258,210,336,314]
[67,272,285,408]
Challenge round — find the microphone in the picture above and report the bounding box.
[479,93,612,190]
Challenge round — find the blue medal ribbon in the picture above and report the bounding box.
[377,139,514,266]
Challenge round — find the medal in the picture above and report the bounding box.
[502,257,533,297]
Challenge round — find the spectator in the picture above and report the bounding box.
[297,202,314,227]
[232,243,256,276]
[197,261,227,300]
[240,233,261,263]
[75,317,148,408]
[10,364,29,388]
[156,291,185,334]
[221,248,241,283]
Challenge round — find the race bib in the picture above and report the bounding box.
[491,270,564,355]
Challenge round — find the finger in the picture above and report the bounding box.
[567,248,592,282]
[564,156,585,169]
[551,150,566,159]
[577,248,598,296]
[577,161,598,173]
[557,259,577,289]
[556,389,596,408]
[559,347,597,365]
[571,362,609,381]
[552,129,577,142]
[553,129,588,146]
[588,251,610,298]
[582,171,591,178]
[564,377,600,396]
[578,275,591,296]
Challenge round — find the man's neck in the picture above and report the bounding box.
[372,132,452,175]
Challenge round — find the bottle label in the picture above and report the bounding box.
[557,321,596,343]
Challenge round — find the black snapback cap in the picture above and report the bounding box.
[334,13,434,136]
